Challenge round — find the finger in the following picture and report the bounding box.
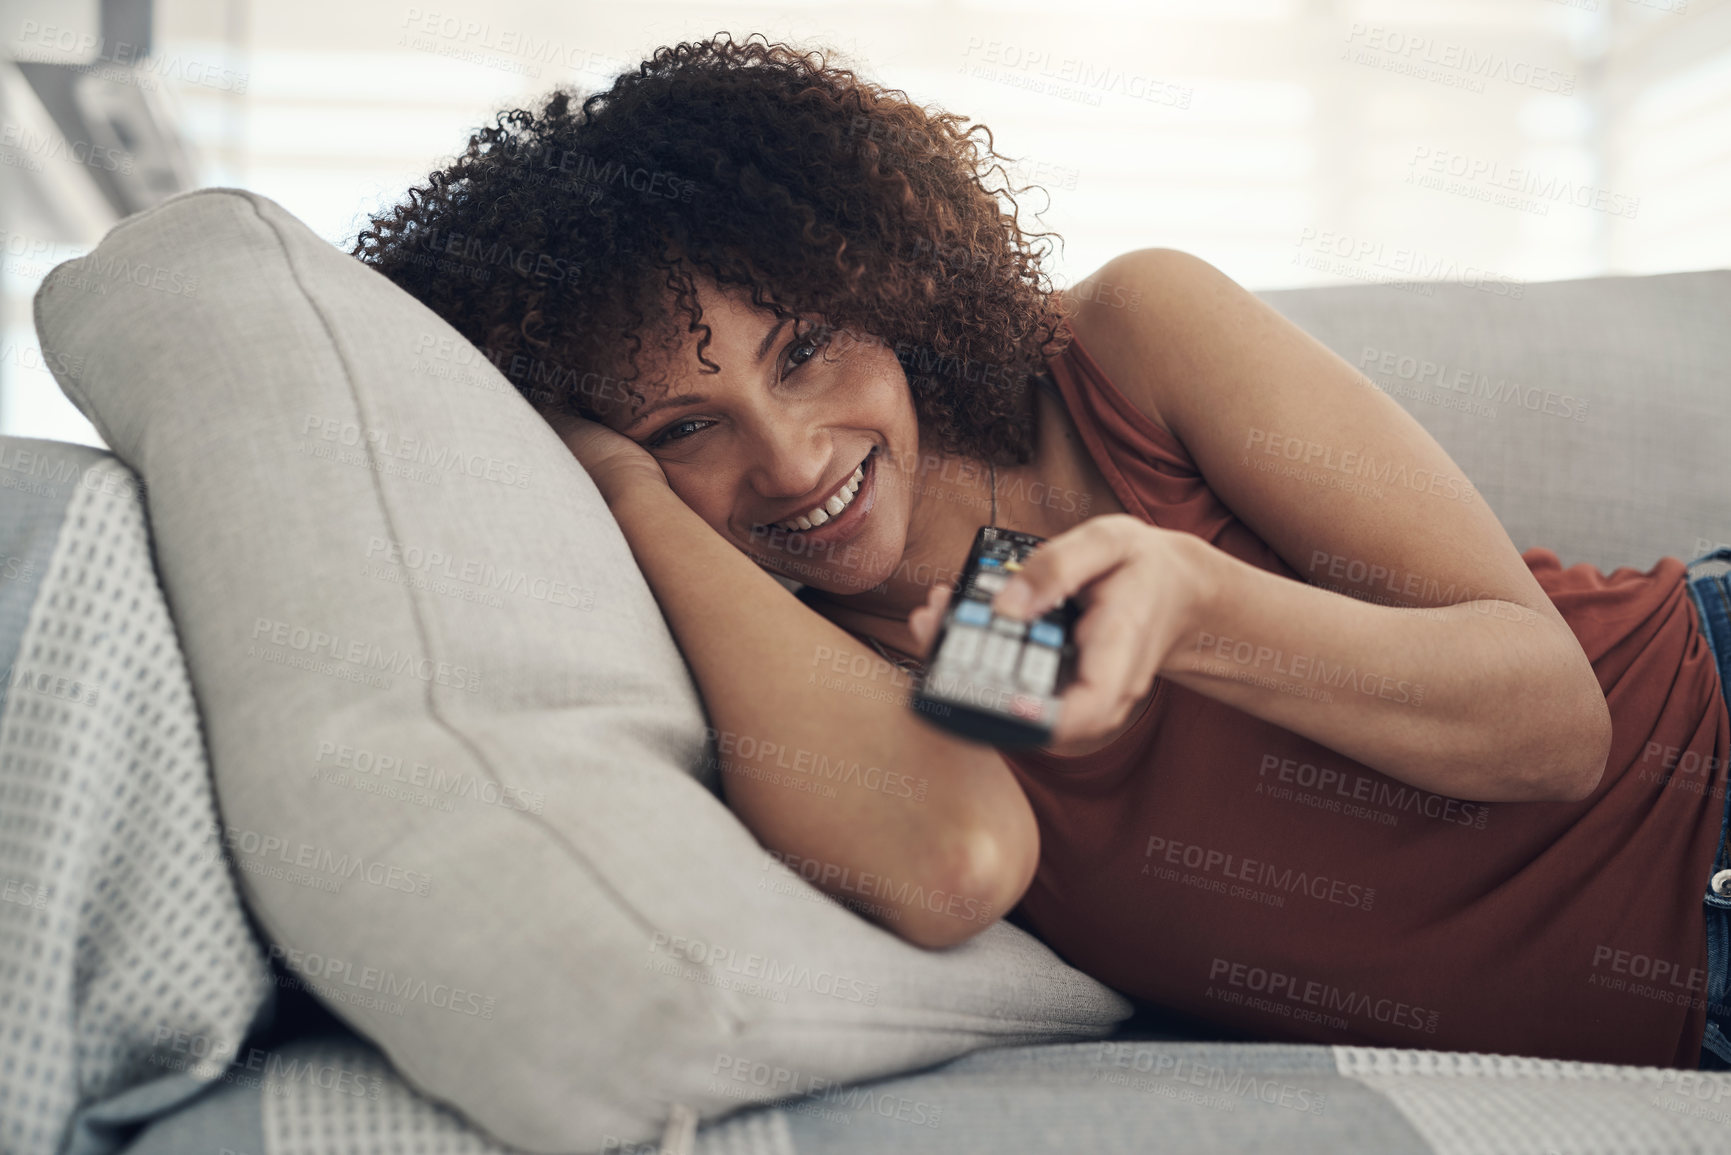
[1047,566,1161,746]
[907,584,951,652]
[990,515,1137,621]
[908,606,934,652]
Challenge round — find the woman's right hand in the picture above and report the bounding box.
[551,412,668,495]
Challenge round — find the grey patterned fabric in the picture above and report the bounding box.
[0,439,81,672]
[0,446,272,1155]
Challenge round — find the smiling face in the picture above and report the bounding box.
[599,273,929,595]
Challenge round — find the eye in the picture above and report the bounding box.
[643,323,835,450]
[784,323,833,377]
[644,417,711,449]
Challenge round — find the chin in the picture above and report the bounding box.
[777,554,892,596]
[751,525,902,596]
[812,564,889,597]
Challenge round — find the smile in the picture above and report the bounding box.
[774,456,866,530]
[752,447,879,541]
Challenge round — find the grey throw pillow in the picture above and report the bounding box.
[31,188,1131,1153]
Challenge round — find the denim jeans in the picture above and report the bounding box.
[1682,546,1731,1068]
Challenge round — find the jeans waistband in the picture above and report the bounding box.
[1683,546,1731,876]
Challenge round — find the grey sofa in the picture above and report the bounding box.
[4,186,1728,1155]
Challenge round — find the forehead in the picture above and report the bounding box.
[606,278,794,423]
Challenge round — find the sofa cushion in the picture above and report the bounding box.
[31,188,1131,1154]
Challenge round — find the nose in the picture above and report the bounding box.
[743,413,829,506]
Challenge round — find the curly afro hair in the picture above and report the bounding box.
[351,31,1075,469]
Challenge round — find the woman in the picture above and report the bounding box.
[353,33,1731,1071]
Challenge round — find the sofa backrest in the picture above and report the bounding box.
[1260,270,1731,572]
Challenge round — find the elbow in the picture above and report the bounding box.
[1554,679,1613,801]
[1532,757,1604,804]
[1511,685,1612,803]
[1555,706,1612,802]
[896,814,1040,951]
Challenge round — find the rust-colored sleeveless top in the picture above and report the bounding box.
[1003,334,1731,1067]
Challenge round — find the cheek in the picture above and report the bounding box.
[852,356,916,425]
[668,476,723,527]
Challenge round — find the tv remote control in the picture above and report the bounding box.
[911,526,1079,748]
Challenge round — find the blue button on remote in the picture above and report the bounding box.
[1028,621,1064,648]
[955,600,992,626]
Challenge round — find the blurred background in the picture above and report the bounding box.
[0,0,1726,448]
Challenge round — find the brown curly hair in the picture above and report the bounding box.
[351,31,1074,468]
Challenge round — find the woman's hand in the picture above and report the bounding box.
[550,411,668,496]
[907,514,1210,756]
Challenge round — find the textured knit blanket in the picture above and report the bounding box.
[0,442,270,1155]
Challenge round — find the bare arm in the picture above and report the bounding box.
[596,466,1039,947]
[999,249,1612,802]
[1161,529,1609,803]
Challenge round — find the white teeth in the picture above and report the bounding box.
[773,461,866,532]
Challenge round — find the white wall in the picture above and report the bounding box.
[4,0,1729,446]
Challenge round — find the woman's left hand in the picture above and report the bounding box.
[549,411,669,496]
[907,514,1209,756]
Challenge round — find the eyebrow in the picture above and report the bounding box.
[621,315,791,432]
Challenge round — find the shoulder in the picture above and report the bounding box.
[1064,248,1240,443]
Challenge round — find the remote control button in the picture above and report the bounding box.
[954,600,992,627]
[979,557,1002,568]
[1003,559,1024,572]
[1018,644,1060,692]
[1028,621,1064,648]
[981,633,1020,680]
[942,623,985,668]
[990,615,1026,638]
[971,571,1009,594]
